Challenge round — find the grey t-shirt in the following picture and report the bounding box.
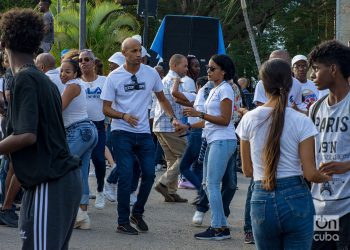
[42,11,54,43]
[310,91,350,217]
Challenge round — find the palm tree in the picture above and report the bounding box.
[51,1,140,70]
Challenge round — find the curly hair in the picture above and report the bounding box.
[0,8,44,54]
[308,40,350,79]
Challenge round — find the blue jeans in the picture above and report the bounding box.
[202,139,237,228]
[252,176,315,250]
[197,144,237,217]
[179,128,202,190]
[244,178,253,233]
[66,120,98,205]
[91,120,106,192]
[111,130,155,225]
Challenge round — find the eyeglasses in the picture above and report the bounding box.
[131,75,138,84]
[79,57,92,63]
[206,65,219,72]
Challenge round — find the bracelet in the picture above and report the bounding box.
[186,122,192,131]
[121,113,126,120]
[199,112,205,119]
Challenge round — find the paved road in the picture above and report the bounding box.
[0,169,255,250]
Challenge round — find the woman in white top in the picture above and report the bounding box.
[60,59,98,229]
[236,59,331,249]
[183,54,237,240]
[79,50,107,210]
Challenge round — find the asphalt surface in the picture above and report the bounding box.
[0,168,255,250]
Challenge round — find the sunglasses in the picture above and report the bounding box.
[79,57,92,63]
[206,65,219,72]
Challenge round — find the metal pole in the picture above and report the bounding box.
[336,0,350,45]
[142,0,149,49]
[57,0,61,14]
[79,0,87,50]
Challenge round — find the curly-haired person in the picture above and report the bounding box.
[0,8,81,250]
[308,40,350,249]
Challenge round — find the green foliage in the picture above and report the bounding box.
[51,1,140,73]
[0,0,36,11]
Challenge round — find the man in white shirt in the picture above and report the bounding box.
[253,50,303,109]
[35,53,65,94]
[101,38,179,235]
[153,54,189,203]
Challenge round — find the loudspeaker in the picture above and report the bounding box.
[158,15,221,76]
[137,0,158,17]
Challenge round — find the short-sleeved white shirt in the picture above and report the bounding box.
[46,68,65,94]
[236,107,318,181]
[80,75,106,122]
[100,64,163,133]
[181,75,196,93]
[62,79,89,128]
[204,81,236,143]
[253,77,303,108]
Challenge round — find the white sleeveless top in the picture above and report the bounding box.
[62,79,89,128]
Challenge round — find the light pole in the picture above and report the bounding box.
[142,0,149,49]
[336,0,350,45]
[241,0,261,70]
[79,0,87,50]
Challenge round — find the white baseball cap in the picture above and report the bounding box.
[141,46,150,58]
[292,55,307,67]
[108,52,125,66]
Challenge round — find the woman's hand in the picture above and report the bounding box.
[183,107,201,117]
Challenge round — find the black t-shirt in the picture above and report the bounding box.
[7,65,79,188]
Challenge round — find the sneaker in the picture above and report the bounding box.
[192,211,205,226]
[244,232,255,244]
[117,223,138,235]
[178,180,196,189]
[0,209,18,228]
[195,227,231,240]
[130,192,137,206]
[155,164,164,172]
[74,208,91,230]
[104,182,116,202]
[130,214,148,232]
[95,192,105,210]
[154,182,174,202]
[168,193,187,203]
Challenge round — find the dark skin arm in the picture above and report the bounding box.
[0,133,37,155]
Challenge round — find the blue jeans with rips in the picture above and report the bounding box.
[66,120,98,205]
[202,139,237,228]
[251,176,315,250]
[111,130,155,225]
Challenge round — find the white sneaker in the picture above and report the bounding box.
[192,211,205,226]
[74,208,91,230]
[130,192,137,206]
[104,182,116,202]
[95,192,105,209]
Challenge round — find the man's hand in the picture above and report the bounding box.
[174,122,188,134]
[123,114,139,127]
[319,161,350,175]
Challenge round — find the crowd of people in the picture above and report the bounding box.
[0,5,349,250]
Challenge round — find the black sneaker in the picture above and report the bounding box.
[0,209,18,228]
[244,232,255,244]
[195,227,231,240]
[116,223,138,235]
[130,214,148,232]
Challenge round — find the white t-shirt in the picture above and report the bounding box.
[181,75,196,93]
[100,64,163,133]
[46,68,65,94]
[319,89,330,99]
[309,91,350,217]
[80,75,106,121]
[0,78,3,93]
[204,81,236,143]
[236,107,318,181]
[253,78,303,108]
[299,79,319,110]
[62,79,89,127]
[183,92,199,124]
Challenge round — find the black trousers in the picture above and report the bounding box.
[20,168,82,250]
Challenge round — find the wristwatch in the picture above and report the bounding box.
[199,112,205,119]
